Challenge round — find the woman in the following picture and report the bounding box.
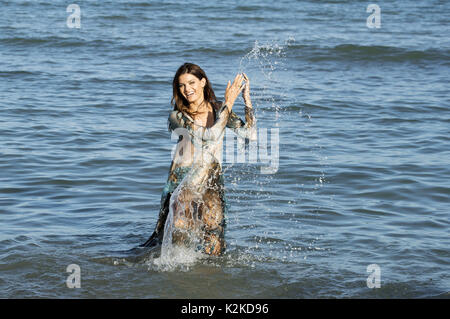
[141,63,256,256]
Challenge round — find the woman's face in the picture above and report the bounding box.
[178,73,206,105]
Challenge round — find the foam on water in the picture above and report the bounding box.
[150,246,206,272]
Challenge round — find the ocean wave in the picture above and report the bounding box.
[0,70,42,78]
[0,36,113,48]
[288,44,450,63]
[182,46,247,56]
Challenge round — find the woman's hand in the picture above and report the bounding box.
[242,73,252,107]
[224,73,245,112]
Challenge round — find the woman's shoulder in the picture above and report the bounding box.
[168,110,183,130]
[168,109,195,131]
[169,110,183,121]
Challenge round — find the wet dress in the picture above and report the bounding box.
[141,101,256,255]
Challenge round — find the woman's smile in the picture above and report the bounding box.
[185,90,195,100]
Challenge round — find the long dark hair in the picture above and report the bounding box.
[172,63,219,114]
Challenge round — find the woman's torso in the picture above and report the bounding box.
[169,102,225,174]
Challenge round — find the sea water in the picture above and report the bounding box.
[0,0,449,298]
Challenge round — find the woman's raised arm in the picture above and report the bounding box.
[191,73,247,142]
[227,73,257,141]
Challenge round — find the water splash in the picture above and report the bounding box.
[151,245,204,272]
[148,37,328,271]
[238,37,295,119]
[150,183,205,272]
[227,36,329,262]
[239,37,295,79]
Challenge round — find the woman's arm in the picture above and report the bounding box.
[227,73,257,141]
[194,103,230,142]
[168,105,230,145]
[196,73,246,141]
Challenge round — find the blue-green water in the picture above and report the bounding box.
[0,0,449,298]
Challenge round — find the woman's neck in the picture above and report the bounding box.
[188,99,209,115]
